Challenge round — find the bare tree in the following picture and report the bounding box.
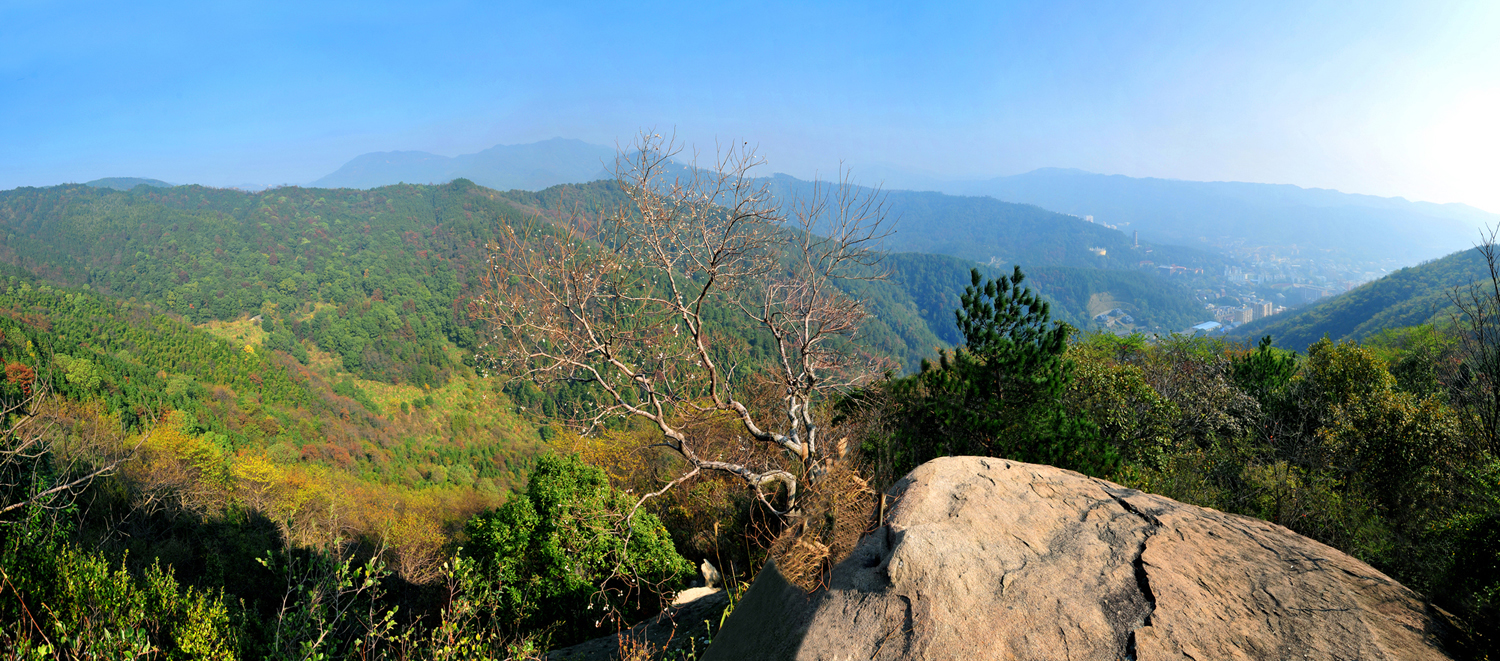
[1448,224,1500,455]
[474,132,893,515]
[0,381,136,518]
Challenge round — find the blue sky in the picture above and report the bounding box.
[3,0,1497,210]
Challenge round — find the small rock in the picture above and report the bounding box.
[702,559,722,588]
[550,589,729,661]
[673,586,722,607]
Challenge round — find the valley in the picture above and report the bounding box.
[8,1,1500,656]
[3,146,1498,659]
[295,138,1500,338]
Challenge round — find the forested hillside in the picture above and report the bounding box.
[0,178,1215,380]
[0,181,580,593]
[1235,246,1486,350]
[0,179,956,375]
[762,173,1225,272]
[873,253,1206,344]
[0,180,516,385]
[1026,265,1205,331]
[1,171,1497,658]
[499,180,1209,340]
[0,274,539,485]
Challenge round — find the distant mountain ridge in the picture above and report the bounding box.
[315,138,1495,266]
[759,174,1223,273]
[323,141,1224,274]
[936,168,1492,265]
[312,138,615,191]
[85,177,174,190]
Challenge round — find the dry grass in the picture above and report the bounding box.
[1086,292,1123,318]
[616,632,663,661]
[767,461,878,592]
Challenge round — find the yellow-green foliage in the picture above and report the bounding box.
[1,543,235,660]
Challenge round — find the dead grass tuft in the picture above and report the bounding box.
[768,461,878,592]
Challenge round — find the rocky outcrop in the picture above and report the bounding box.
[704,456,1454,660]
[548,559,729,661]
[547,588,728,661]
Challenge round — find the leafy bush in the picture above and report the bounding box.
[463,453,690,646]
[0,514,237,660]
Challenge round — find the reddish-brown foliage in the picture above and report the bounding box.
[4,362,36,397]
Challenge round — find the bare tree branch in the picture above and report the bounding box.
[0,382,143,518]
[1448,224,1500,454]
[474,131,894,517]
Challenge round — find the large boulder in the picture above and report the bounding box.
[704,456,1455,660]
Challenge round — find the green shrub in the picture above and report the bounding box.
[0,516,236,660]
[463,453,690,646]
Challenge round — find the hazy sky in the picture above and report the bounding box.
[3,0,1497,211]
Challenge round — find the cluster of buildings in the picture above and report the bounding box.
[1157,264,1206,276]
[1183,298,1286,336]
[1208,299,1283,325]
[1073,214,1120,230]
[1185,244,1392,331]
[1276,283,1335,306]
[1220,248,1387,294]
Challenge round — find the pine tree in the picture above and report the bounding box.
[885,267,1116,476]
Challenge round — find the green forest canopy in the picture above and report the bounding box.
[2,177,1499,656]
[0,179,1208,377]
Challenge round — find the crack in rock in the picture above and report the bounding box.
[1104,488,1161,661]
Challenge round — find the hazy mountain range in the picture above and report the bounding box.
[758,174,1223,272]
[305,139,1496,266]
[310,138,616,191]
[937,168,1492,266]
[85,177,174,190]
[81,138,1498,270]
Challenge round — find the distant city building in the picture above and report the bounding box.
[1156,264,1203,276]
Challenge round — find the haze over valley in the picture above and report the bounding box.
[213,134,1500,339]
